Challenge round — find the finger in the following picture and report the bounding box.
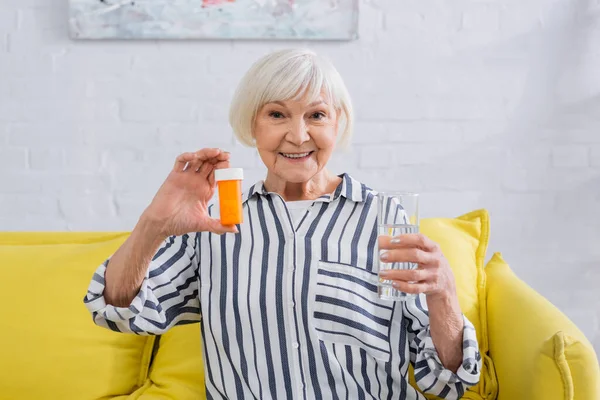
[198,161,214,180]
[173,152,196,171]
[379,248,437,265]
[214,160,231,170]
[378,233,439,252]
[185,159,203,173]
[195,148,222,161]
[379,267,431,282]
[174,150,217,172]
[390,280,431,294]
[206,153,230,165]
[197,160,212,174]
[200,151,228,166]
[216,151,231,161]
[195,163,206,173]
[208,168,216,187]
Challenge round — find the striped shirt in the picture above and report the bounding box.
[84,173,481,400]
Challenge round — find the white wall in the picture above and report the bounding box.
[1,0,599,353]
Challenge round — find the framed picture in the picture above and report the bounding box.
[69,0,359,40]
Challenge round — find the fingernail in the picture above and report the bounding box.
[390,237,401,244]
[379,270,390,277]
[392,281,401,289]
[380,251,389,261]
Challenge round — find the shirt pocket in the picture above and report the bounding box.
[312,260,394,362]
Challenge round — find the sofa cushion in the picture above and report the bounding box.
[531,331,600,400]
[139,323,206,399]
[534,331,575,400]
[0,232,154,399]
[410,209,497,399]
[486,252,600,400]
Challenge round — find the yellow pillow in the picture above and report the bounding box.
[531,331,600,400]
[554,332,600,400]
[534,332,575,400]
[486,252,600,400]
[139,323,206,399]
[410,209,497,400]
[0,232,155,399]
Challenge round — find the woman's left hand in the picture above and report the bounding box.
[378,233,457,301]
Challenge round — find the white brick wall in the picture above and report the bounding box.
[1,0,599,353]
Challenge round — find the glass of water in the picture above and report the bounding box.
[377,192,420,301]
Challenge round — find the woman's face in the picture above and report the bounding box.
[253,95,339,184]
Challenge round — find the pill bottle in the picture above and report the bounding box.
[214,168,244,226]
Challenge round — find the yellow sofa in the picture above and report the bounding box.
[0,209,598,400]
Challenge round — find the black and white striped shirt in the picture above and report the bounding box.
[85,173,481,400]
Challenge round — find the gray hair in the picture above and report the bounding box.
[229,48,354,147]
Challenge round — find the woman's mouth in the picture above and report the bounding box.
[279,151,314,161]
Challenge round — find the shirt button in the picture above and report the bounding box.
[292,342,299,349]
[289,301,295,308]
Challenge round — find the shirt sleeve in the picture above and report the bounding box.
[403,293,481,399]
[83,233,202,335]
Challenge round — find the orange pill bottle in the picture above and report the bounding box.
[214,168,244,226]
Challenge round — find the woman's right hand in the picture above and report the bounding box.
[140,148,238,238]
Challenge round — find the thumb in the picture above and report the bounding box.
[205,217,238,235]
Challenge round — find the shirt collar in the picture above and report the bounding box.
[242,173,369,204]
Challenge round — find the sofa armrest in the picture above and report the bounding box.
[486,253,599,400]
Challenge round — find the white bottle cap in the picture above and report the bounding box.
[214,168,244,182]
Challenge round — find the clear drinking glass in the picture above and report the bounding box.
[377,192,420,301]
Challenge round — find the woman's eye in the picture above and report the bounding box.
[269,111,284,119]
[311,112,326,120]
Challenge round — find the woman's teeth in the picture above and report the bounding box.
[281,152,311,159]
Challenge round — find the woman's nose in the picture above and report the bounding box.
[286,119,310,145]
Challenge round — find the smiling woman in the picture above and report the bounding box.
[84,48,482,400]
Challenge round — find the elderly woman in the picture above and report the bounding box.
[84,49,481,399]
